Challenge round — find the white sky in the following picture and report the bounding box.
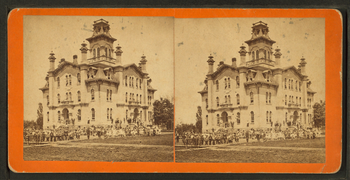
[23,16,174,121]
[174,18,325,125]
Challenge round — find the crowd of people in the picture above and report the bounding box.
[24,124,162,145]
[176,127,323,148]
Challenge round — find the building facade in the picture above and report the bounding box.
[199,21,316,133]
[40,19,156,129]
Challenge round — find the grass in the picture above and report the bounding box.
[24,134,174,162]
[75,134,173,146]
[242,137,325,148]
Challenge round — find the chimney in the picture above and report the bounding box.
[207,54,215,74]
[80,41,88,64]
[274,47,282,67]
[238,45,247,66]
[115,44,123,66]
[232,58,237,67]
[48,51,56,71]
[300,57,307,74]
[73,55,78,64]
[140,55,147,73]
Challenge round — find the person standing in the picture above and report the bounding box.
[245,130,250,143]
[86,127,90,140]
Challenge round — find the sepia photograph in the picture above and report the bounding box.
[23,16,174,162]
[175,18,326,163]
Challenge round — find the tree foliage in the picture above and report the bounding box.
[36,103,43,129]
[175,123,196,135]
[24,120,37,129]
[153,98,174,127]
[313,100,325,128]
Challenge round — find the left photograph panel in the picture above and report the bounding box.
[23,16,174,162]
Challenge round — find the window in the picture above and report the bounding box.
[236,94,240,105]
[256,50,259,59]
[107,108,109,120]
[236,76,240,88]
[206,115,208,125]
[77,109,81,121]
[289,95,291,103]
[296,96,298,105]
[266,92,269,104]
[126,110,128,119]
[91,89,95,101]
[216,80,219,91]
[269,111,272,123]
[77,73,81,85]
[228,78,231,88]
[136,94,139,103]
[292,96,294,103]
[285,78,287,89]
[110,90,112,101]
[217,114,220,126]
[57,77,60,88]
[69,75,72,85]
[205,98,208,108]
[58,111,61,122]
[299,97,301,106]
[237,113,240,125]
[269,92,271,104]
[295,81,298,91]
[285,95,287,105]
[107,89,109,100]
[47,95,49,105]
[140,110,142,120]
[288,79,290,89]
[252,51,255,60]
[225,96,227,103]
[47,112,49,122]
[97,47,100,57]
[250,92,254,104]
[69,92,72,101]
[77,91,81,102]
[300,113,303,124]
[58,94,60,104]
[250,111,254,124]
[140,95,142,104]
[266,74,270,82]
[66,92,68,100]
[291,80,293,89]
[224,78,227,89]
[91,108,95,121]
[136,78,138,89]
[299,82,302,92]
[66,75,68,86]
[266,111,269,123]
[125,76,128,86]
[216,97,219,107]
[93,49,96,58]
[285,112,288,122]
[140,79,142,89]
[125,92,128,103]
[228,95,231,104]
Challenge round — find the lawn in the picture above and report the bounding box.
[24,146,173,162]
[24,134,174,162]
[240,137,325,148]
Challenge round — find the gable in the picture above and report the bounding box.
[282,67,303,81]
[123,64,143,78]
[212,65,238,80]
[55,64,80,79]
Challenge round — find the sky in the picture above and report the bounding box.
[23,16,174,121]
[174,18,325,125]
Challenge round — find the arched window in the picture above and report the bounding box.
[288,79,291,89]
[125,76,128,86]
[269,111,272,123]
[105,47,107,57]
[126,109,128,119]
[292,96,294,103]
[69,92,72,101]
[252,51,255,60]
[107,89,109,101]
[237,113,240,125]
[66,75,68,86]
[268,51,270,60]
[47,112,49,122]
[47,95,49,105]
[77,73,81,85]
[285,95,287,105]
[140,110,142,120]
[264,50,267,59]
[58,111,61,122]
[66,92,68,100]
[285,112,288,122]
[250,111,254,124]
[236,76,240,88]
[266,74,270,82]
[296,96,298,105]
[205,98,208,108]
[217,114,220,126]
[91,89,95,101]
[136,94,139,103]
[224,78,227,89]
[69,75,72,85]
[97,47,100,57]
[206,115,208,125]
[110,90,112,101]
[299,82,302,92]
[57,77,60,88]
[140,95,142,104]
[269,92,271,104]
[266,111,269,123]
[228,95,231,104]
[285,78,287,89]
[107,108,109,120]
[266,92,269,104]
[216,97,219,107]
[295,81,298,91]
[77,91,81,102]
[250,92,254,104]
[299,97,301,106]
[256,50,259,59]
[216,80,219,91]
[58,94,60,104]
[93,49,96,58]
[91,108,95,121]
[225,96,227,103]
[140,79,142,89]
[77,109,81,121]
[289,95,291,103]
[236,94,240,105]
[129,77,132,87]
[136,78,138,89]
[228,78,231,88]
[291,80,293,89]
[110,108,112,120]
[125,92,128,103]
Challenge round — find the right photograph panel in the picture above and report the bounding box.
[175,18,325,163]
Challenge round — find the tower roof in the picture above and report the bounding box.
[86,19,117,43]
[245,21,276,45]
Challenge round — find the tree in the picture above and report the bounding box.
[175,123,196,135]
[36,103,43,129]
[313,100,325,128]
[153,98,174,129]
[24,120,37,129]
[195,106,202,133]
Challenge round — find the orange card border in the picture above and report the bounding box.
[8,8,342,173]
